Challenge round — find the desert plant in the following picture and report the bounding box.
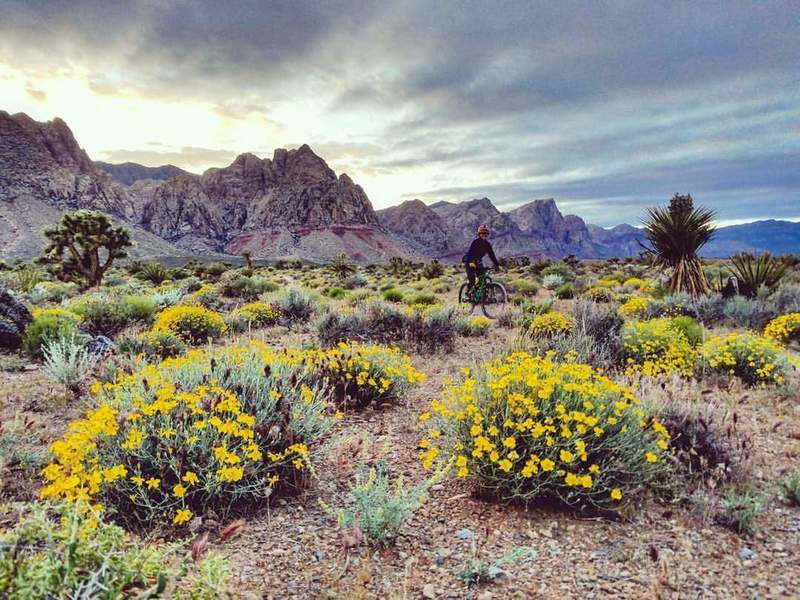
[0,502,230,598]
[41,210,132,288]
[40,345,334,528]
[330,252,356,281]
[542,274,564,290]
[527,311,573,338]
[764,313,800,344]
[718,488,764,535]
[137,262,170,284]
[16,264,41,292]
[728,252,788,298]
[582,286,614,303]
[722,295,774,329]
[459,544,534,587]
[382,288,404,303]
[455,315,491,337]
[641,193,715,297]
[151,305,227,344]
[420,352,671,510]
[22,311,80,358]
[669,315,703,346]
[699,332,792,385]
[42,336,99,392]
[421,260,445,279]
[620,318,696,377]
[119,330,188,361]
[554,282,575,299]
[273,287,317,324]
[780,473,800,506]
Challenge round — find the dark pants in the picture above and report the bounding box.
[465,263,485,289]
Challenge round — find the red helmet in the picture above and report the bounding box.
[478,224,491,235]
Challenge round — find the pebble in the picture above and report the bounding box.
[422,583,437,599]
[738,547,758,561]
[456,528,475,540]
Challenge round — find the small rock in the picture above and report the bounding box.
[738,547,758,561]
[456,528,474,540]
[477,592,493,600]
[422,583,436,599]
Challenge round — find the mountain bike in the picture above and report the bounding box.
[458,268,508,318]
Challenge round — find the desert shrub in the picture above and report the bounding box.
[68,294,156,336]
[323,460,443,546]
[137,262,170,284]
[220,273,277,299]
[718,488,764,535]
[198,262,228,278]
[16,264,41,292]
[382,288,404,302]
[455,315,491,337]
[184,284,224,309]
[554,282,575,299]
[405,305,456,353]
[573,298,623,346]
[528,311,573,338]
[722,296,774,329]
[541,274,564,290]
[693,292,726,323]
[28,280,77,303]
[512,279,539,297]
[780,473,800,506]
[699,332,792,385]
[541,263,575,282]
[42,337,99,391]
[764,313,800,344]
[231,302,281,328]
[323,286,348,300]
[421,260,445,280]
[272,286,317,324]
[150,286,185,308]
[152,305,227,344]
[582,286,614,303]
[620,318,696,377]
[769,283,800,313]
[22,311,80,357]
[300,341,425,410]
[669,315,704,346]
[342,273,369,290]
[119,330,188,361]
[496,306,516,329]
[618,296,650,319]
[409,291,437,305]
[0,502,230,598]
[728,252,788,298]
[40,345,334,528]
[345,289,375,306]
[420,352,670,510]
[621,277,649,292]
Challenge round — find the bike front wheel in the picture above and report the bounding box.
[481,282,508,318]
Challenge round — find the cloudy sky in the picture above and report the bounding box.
[1,1,798,226]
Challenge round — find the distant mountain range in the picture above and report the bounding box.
[1,110,797,262]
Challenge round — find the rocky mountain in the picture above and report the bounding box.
[95,161,188,185]
[2,111,797,263]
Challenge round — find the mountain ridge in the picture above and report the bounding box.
[1,111,798,261]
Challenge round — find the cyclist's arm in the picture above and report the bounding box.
[486,243,500,268]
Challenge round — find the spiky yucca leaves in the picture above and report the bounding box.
[330,252,356,281]
[728,252,788,298]
[42,210,132,288]
[642,194,715,297]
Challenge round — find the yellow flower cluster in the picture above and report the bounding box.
[470,315,491,331]
[41,345,332,527]
[764,313,800,344]
[152,305,227,344]
[622,277,648,290]
[621,318,696,377]
[700,332,792,385]
[420,352,669,509]
[618,296,651,319]
[597,278,620,288]
[528,311,573,337]
[232,302,281,327]
[582,286,614,302]
[300,341,425,410]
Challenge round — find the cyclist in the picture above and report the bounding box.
[463,224,500,296]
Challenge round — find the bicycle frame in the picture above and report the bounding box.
[470,270,492,302]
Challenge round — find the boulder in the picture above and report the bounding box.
[0,287,32,349]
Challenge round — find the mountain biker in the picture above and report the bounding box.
[463,224,500,295]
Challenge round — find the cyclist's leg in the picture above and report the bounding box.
[466,263,476,291]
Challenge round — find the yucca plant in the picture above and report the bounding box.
[642,194,715,297]
[727,252,788,298]
[330,252,356,281]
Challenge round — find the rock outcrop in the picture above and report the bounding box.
[95,161,188,185]
[0,287,32,349]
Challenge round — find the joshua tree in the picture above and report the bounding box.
[330,252,356,281]
[388,256,405,277]
[41,210,132,288]
[241,251,253,269]
[642,193,715,297]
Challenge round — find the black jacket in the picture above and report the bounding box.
[465,237,499,267]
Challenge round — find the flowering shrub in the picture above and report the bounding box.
[419,352,670,510]
[300,341,425,410]
[23,311,80,357]
[618,296,650,319]
[152,305,227,344]
[455,315,491,337]
[40,345,334,528]
[597,278,620,288]
[699,332,793,385]
[764,313,800,344]
[528,311,573,338]
[183,284,224,309]
[231,302,281,328]
[582,286,614,303]
[622,277,649,291]
[120,330,187,360]
[621,318,696,377]
[31,306,82,323]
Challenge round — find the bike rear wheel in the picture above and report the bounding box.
[481,282,508,318]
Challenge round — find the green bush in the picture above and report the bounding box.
[0,502,230,598]
[554,282,575,299]
[68,294,156,336]
[382,288,404,303]
[669,315,703,346]
[409,291,436,305]
[119,331,188,361]
[324,286,348,299]
[22,313,80,358]
[137,262,170,284]
[718,489,764,535]
[272,287,317,324]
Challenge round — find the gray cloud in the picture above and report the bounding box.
[1,0,798,224]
